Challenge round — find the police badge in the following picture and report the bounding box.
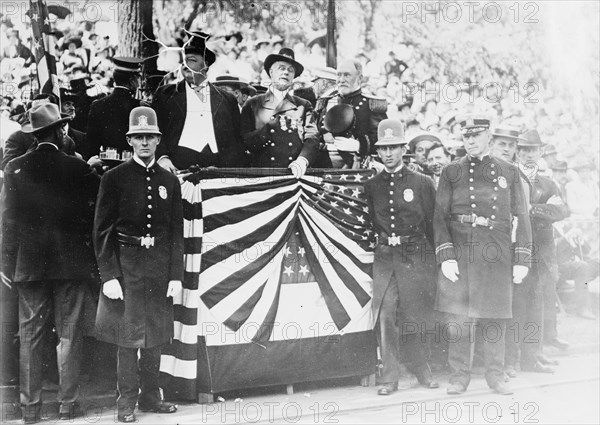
[498,176,507,189]
[159,186,167,199]
[403,188,414,202]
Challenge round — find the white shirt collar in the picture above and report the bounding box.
[37,142,59,150]
[133,154,155,169]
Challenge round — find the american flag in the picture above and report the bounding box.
[27,0,59,98]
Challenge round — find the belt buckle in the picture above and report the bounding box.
[474,215,489,226]
[141,236,155,249]
[388,236,401,247]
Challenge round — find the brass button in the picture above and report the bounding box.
[471,203,476,208]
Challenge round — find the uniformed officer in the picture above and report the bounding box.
[240,48,319,177]
[365,119,439,396]
[93,106,183,423]
[314,59,388,168]
[434,113,532,396]
[85,57,143,167]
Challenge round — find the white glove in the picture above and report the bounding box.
[546,195,563,206]
[289,157,308,179]
[166,280,183,298]
[441,260,460,283]
[103,279,123,300]
[158,156,178,174]
[332,136,360,152]
[513,265,529,284]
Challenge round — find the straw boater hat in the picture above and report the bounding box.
[213,75,257,96]
[491,124,526,141]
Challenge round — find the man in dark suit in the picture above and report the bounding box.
[152,31,247,172]
[93,107,183,423]
[85,57,143,166]
[434,113,532,396]
[241,48,319,177]
[365,119,439,396]
[1,103,99,423]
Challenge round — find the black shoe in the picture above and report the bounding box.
[117,412,137,423]
[138,400,177,414]
[545,337,570,350]
[505,366,517,378]
[377,382,398,395]
[446,383,467,395]
[521,360,554,374]
[536,353,559,366]
[491,381,514,395]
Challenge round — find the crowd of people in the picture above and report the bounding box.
[1,16,599,425]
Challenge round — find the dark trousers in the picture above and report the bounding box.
[446,315,506,388]
[377,281,430,383]
[16,280,85,407]
[116,345,162,414]
[505,266,543,367]
[540,263,560,342]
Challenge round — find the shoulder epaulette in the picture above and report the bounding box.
[367,97,388,113]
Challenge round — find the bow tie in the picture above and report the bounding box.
[190,84,208,101]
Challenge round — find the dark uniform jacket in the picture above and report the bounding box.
[85,87,141,160]
[152,81,247,170]
[240,91,319,168]
[434,155,532,319]
[1,143,99,282]
[365,167,437,322]
[315,89,388,162]
[93,159,184,348]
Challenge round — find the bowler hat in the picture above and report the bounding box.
[183,30,216,67]
[374,119,406,146]
[21,103,71,133]
[126,106,161,136]
[264,48,304,77]
[518,129,545,147]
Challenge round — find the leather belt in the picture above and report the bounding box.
[451,214,508,232]
[378,233,423,247]
[118,233,155,249]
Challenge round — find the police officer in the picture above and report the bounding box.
[93,106,183,423]
[240,48,319,177]
[315,59,388,168]
[365,119,439,396]
[85,57,143,166]
[434,113,532,396]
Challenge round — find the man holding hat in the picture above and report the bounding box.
[93,106,183,423]
[85,57,143,167]
[240,47,319,177]
[406,131,441,175]
[213,75,257,109]
[152,30,247,172]
[1,102,99,423]
[315,59,388,167]
[516,130,570,354]
[364,119,439,396]
[433,113,532,395]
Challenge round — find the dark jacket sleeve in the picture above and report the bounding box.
[433,163,457,263]
[1,131,29,170]
[530,178,570,223]
[219,88,247,167]
[511,166,533,266]
[1,161,19,279]
[152,86,173,160]
[169,176,184,281]
[298,101,319,166]
[84,100,102,160]
[93,171,121,282]
[240,98,268,153]
[420,174,437,247]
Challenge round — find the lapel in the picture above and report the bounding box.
[171,80,187,122]
[273,93,300,115]
[209,83,224,118]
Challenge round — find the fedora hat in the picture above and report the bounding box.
[264,48,304,77]
[21,103,71,133]
[183,30,216,67]
[518,129,545,147]
[126,106,161,136]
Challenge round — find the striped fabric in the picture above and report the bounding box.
[161,168,376,386]
[27,0,59,98]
